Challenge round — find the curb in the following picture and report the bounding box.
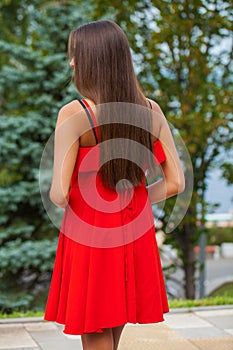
[0,316,44,324]
[0,304,232,324]
[168,304,233,314]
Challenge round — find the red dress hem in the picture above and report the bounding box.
[44,308,170,336]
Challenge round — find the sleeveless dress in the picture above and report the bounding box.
[43,99,169,336]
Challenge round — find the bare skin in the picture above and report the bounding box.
[81,324,125,350]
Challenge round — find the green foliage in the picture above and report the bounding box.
[0,238,57,277]
[0,0,88,312]
[206,227,233,245]
[220,163,233,185]
[0,293,34,314]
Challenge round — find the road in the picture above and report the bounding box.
[160,251,233,299]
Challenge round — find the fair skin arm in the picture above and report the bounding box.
[49,101,86,208]
[147,99,185,203]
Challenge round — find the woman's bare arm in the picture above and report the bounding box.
[147,100,185,204]
[49,101,84,208]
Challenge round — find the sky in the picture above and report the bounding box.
[205,168,233,214]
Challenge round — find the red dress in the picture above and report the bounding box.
[43,99,169,336]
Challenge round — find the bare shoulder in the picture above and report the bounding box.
[147,98,164,115]
[56,100,84,126]
[147,98,167,138]
[147,98,169,124]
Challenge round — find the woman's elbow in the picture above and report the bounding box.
[49,189,68,208]
[177,179,185,193]
[172,176,185,195]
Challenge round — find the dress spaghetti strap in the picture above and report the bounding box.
[147,99,152,109]
[77,99,99,144]
[78,99,151,143]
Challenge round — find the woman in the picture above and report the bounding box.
[44,20,185,350]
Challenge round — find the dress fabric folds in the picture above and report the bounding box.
[43,100,170,336]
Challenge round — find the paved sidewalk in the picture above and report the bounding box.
[0,306,233,350]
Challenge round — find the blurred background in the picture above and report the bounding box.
[0,0,232,315]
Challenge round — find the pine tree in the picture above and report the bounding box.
[0,1,86,312]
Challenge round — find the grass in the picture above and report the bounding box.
[168,282,233,309]
[209,283,233,297]
[0,310,44,319]
[169,295,233,309]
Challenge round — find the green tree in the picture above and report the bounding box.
[90,0,233,298]
[0,1,85,311]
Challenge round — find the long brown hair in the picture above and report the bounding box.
[68,20,155,190]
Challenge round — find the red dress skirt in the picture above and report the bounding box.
[43,103,169,336]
